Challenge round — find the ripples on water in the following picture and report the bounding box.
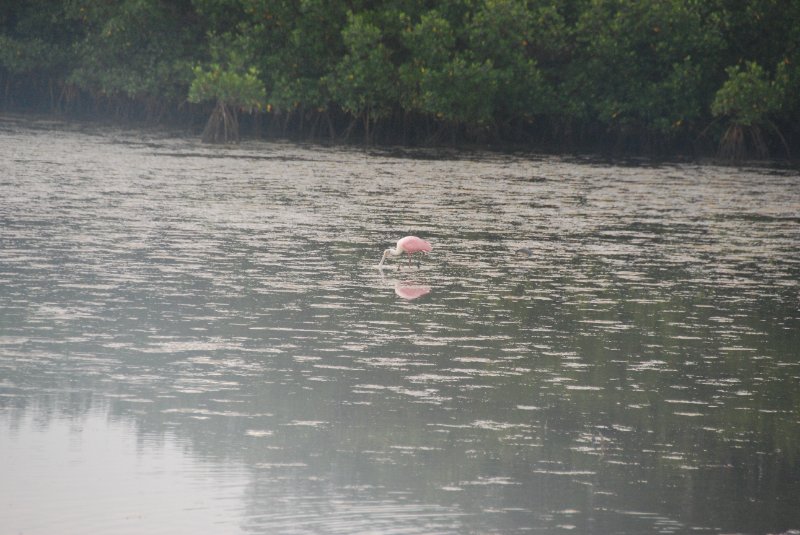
[1,119,799,534]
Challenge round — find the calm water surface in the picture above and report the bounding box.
[1,118,799,534]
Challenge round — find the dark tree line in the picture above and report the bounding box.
[1,0,798,158]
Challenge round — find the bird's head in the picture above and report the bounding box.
[378,248,394,267]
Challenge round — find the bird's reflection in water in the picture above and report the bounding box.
[394,281,431,300]
[379,271,432,300]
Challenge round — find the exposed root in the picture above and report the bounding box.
[718,124,768,161]
[201,100,239,143]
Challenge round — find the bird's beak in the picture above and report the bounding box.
[378,252,386,267]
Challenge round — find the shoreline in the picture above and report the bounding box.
[2,110,798,170]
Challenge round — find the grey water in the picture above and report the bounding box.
[1,117,799,535]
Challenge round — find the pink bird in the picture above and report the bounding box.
[378,236,432,267]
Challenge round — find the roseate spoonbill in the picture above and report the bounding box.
[378,236,432,267]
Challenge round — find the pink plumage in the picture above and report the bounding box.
[396,236,432,254]
[379,236,432,267]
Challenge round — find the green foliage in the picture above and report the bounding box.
[263,0,345,112]
[711,61,783,126]
[775,56,800,120]
[572,0,725,134]
[398,2,561,129]
[399,10,499,126]
[2,0,800,153]
[420,56,498,125]
[188,34,265,111]
[188,64,265,111]
[328,12,396,122]
[403,10,455,68]
[0,0,77,75]
[467,0,557,120]
[399,10,455,115]
[187,30,267,143]
[64,0,196,99]
[0,35,67,73]
[710,60,789,159]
